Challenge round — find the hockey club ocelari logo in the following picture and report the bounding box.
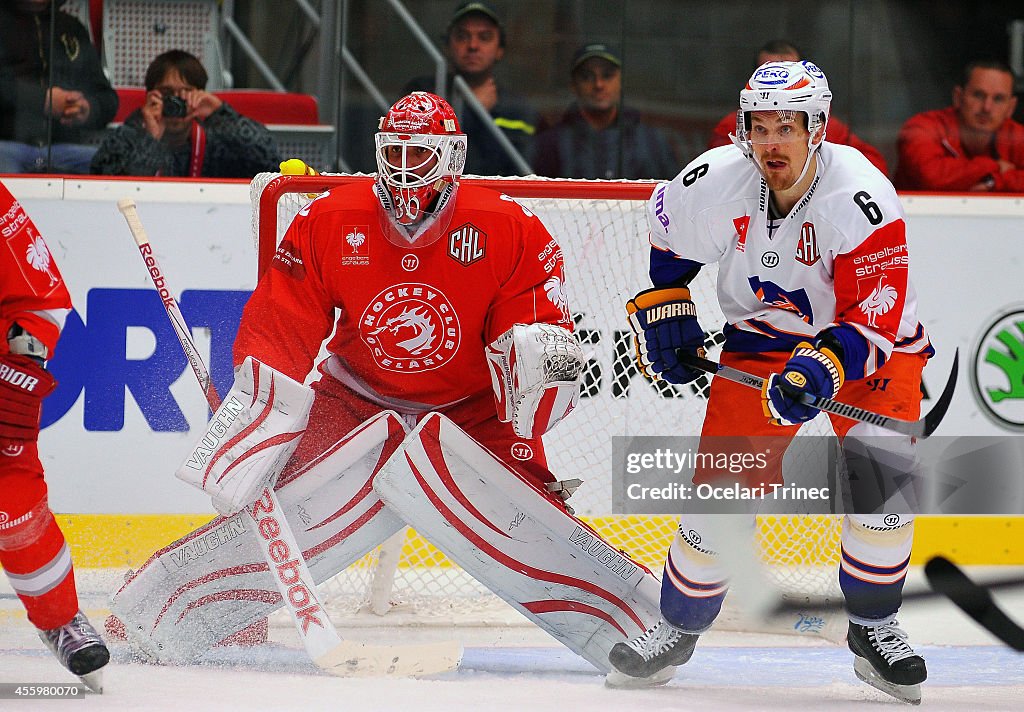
[359,283,461,372]
[972,305,1024,431]
[795,222,820,266]
[447,223,486,266]
[342,225,370,266]
[401,254,419,272]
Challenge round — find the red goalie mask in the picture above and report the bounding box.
[375,92,467,227]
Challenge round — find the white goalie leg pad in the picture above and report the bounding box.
[111,410,408,663]
[373,412,662,673]
[485,323,584,438]
[176,356,316,514]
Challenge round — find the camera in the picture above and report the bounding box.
[162,94,188,118]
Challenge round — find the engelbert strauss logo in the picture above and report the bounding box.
[972,306,1024,431]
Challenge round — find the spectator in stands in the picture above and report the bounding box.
[0,0,117,173]
[91,50,280,178]
[707,39,888,175]
[532,43,681,180]
[403,1,537,175]
[895,59,1024,192]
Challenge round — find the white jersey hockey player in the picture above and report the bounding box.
[613,61,934,703]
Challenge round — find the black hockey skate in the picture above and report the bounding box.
[848,619,926,705]
[605,619,698,688]
[39,610,110,693]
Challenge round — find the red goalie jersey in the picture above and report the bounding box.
[235,181,574,411]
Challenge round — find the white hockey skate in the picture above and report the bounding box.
[848,619,927,705]
[605,619,697,688]
[39,610,110,693]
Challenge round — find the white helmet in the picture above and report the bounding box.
[730,61,832,186]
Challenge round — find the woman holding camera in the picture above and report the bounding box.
[91,50,280,178]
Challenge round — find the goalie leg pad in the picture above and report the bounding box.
[373,413,662,673]
[110,410,408,662]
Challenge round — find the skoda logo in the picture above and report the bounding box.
[971,306,1024,431]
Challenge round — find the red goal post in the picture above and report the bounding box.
[249,172,843,628]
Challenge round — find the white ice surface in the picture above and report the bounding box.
[2,567,1022,711]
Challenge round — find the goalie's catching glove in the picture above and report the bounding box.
[762,341,845,426]
[626,287,705,384]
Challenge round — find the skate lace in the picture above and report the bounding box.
[867,620,916,664]
[628,621,684,661]
[41,612,104,666]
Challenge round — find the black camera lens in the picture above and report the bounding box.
[162,95,188,118]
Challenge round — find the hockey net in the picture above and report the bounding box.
[250,173,842,627]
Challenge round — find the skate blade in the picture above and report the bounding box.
[78,669,103,694]
[315,639,462,677]
[853,657,921,705]
[604,665,677,689]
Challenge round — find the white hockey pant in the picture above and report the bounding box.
[109,411,407,662]
[373,412,663,673]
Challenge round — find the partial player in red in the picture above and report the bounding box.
[110,92,669,681]
[0,179,109,691]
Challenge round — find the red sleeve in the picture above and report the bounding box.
[0,181,73,357]
[992,122,1024,192]
[895,110,1000,191]
[708,113,734,149]
[484,211,574,343]
[232,208,337,381]
[827,117,889,176]
[832,220,909,351]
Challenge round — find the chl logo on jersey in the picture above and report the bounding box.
[359,283,461,372]
[448,223,486,266]
[796,222,820,266]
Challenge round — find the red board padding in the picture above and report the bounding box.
[112,88,320,125]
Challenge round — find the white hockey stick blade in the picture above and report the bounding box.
[677,350,958,438]
[315,639,463,677]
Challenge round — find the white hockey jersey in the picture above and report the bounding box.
[647,143,931,380]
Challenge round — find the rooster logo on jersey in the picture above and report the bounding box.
[859,275,898,327]
[544,275,572,324]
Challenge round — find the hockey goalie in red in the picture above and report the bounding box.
[0,180,109,691]
[109,92,668,680]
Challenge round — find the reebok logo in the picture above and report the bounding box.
[249,489,325,634]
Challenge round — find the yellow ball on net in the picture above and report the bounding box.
[279,158,318,175]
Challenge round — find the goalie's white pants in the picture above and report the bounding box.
[109,410,408,662]
[374,413,664,673]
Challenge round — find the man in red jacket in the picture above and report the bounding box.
[707,39,888,175]
[895,60,1024,192]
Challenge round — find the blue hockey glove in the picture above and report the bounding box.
[626,287,705,384]
[762,341,845,426]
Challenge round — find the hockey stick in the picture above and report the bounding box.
[117,198,461,677]
[924,556,1024,651]
[676,350,959,438]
